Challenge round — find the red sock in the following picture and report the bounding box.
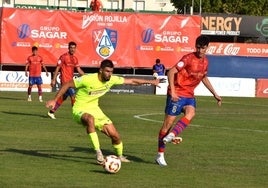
[158,130,168,152]
[171,117,190,136]
[51,97,64,112]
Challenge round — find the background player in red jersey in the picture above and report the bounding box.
[48,41,85,119]
[90,0,103,12]
[25,46,49,102]
[155,35,222,166]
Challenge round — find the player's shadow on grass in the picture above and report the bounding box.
[71,146,153,174]
[2,148,118,174]
[71,146,151,164]
[2,148,91,164]
[2,146,152,169]
[0,96,23,100]
[2,111,48,118]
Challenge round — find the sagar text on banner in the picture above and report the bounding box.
[0,8,201,68]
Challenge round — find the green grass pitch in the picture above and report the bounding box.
[0,91,267,187]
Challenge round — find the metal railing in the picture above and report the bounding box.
[1,0,176,14]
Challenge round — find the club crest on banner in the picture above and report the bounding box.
[92,28,117,59]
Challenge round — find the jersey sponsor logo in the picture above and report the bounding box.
[57,60,62,65]
[177,61,184,67]
[88,90,105,95]
[92,28,117,59]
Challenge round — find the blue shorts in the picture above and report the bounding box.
[63,88,76,99]
[165,95,196,116]
[29,77,43,86]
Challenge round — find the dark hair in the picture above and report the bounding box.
[100,59,114,69]
[196,35,209,47]
[32,46,38,51]
[156,58,160,63]
[68,41,77,47]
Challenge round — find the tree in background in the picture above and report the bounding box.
[171,0,268,16]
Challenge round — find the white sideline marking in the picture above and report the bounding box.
[133,113,268,134]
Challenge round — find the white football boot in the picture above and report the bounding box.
[163,133,182,144]
[155,153,167,166]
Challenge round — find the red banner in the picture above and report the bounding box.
[0,8,201,68]
[207,42,268,57]
[256,79,268,98]
[134,14,201,67]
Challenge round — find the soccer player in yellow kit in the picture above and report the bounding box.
[46,59,163,164]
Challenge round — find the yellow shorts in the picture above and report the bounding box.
[72,106,112,131]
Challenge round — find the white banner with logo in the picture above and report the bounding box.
[156,77,256,97]
[0,71,52,92]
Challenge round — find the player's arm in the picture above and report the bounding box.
[202,76,222,106]
[42,64,49,77]
[152,66,157,73]
[167,66,179,101]
[123,78,162,86]
[46,80,75,109]
[76,66,85,76]
[51,66,60,87]
[25,63,29,77]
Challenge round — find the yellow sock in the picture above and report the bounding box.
[113,142,123,156]
[88,132,100,150]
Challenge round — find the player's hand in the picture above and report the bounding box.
[171,92,179,102]
[46,100,56,109]
[46,72,49,77]
[50,80,56,87]
[25,72,28,77]
[154,78,166,88]
[214,94,222,106]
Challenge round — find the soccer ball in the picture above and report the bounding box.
[103,155,121,174]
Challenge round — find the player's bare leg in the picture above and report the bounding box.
[27,85,33,101]
[82,113,104,164]
[102,124,130,162]
[37,85,43,102]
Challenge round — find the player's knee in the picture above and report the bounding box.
[81,114,94,127]
[184,108,195,120]
[185,112,195,120]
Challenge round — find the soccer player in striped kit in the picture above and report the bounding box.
[156,35,222,166]
[48,41,85,119]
